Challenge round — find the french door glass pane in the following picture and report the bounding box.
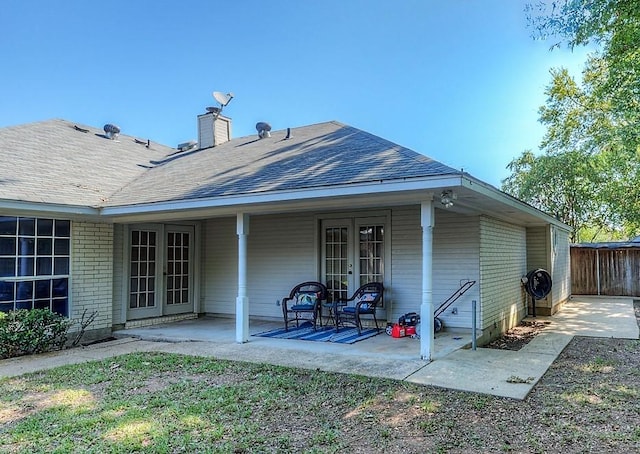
[129,230,157,309]
[358,225,384,286]
[166,232,189,305]
[325,227,348,302]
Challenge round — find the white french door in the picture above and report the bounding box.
[128,227,161,319]
[322,219,354,303]
[321,216,387,306]
[164,226,194,315]
[127,225,194,320]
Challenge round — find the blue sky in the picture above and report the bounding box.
[1,1,591,186]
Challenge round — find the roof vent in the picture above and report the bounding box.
[256,122,271,139]
[103,124,121,140]
[177,140,198,152]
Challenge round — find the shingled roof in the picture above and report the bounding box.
[1,119,460,209]
[107,121,460,206]
[0,119,173,207]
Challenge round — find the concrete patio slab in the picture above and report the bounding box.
[405,332,575,399]
[532,295,639,339]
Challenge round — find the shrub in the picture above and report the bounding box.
[0,309,72,359]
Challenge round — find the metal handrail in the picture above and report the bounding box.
[434,280,476,318]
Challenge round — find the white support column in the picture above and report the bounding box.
[420,200,435,361]
[236,213,250,343]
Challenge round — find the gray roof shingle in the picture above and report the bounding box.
[1,119,459,208]
[0,119,173,207]
[107,121,459,206]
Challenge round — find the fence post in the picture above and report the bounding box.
[596,249,601,295]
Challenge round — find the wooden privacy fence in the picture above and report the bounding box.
[571,246,640,296]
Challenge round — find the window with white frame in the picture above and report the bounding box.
[0,217,70,316]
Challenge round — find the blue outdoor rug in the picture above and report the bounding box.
[255,322,380,344]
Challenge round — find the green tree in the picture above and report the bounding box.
[504,1,640,241]
[503,149,605,242]
[528,0,639,148]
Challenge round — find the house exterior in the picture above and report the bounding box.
[0,114,571,360]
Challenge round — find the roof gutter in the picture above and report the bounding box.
[0,199,102,220]
[100,175,465,218]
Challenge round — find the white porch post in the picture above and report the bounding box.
[420,200,435,361]
[236,213,250,343]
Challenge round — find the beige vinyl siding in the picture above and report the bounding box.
[526,226,551,308]
[433,211,480,329]
[389,206,480,328]
[526,226,549,271]
[202,217,237,314]
[112,224,125,325]
[71,221,113,333]
[551,226,571,308]
[479,216,527,337]
[389,206,421,320]
[201,213,317,318]
[246,214,317,318]
[524,225,571,314]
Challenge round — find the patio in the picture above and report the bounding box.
[113,316,472,363]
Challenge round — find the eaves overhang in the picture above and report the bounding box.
[0,174,569,231]
[0,199,102,221]
[460,175,572,231]
[99,175,465,221]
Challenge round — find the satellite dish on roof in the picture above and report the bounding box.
[213,91,234,107]
[103,123,120,140]
[256,122,272,139]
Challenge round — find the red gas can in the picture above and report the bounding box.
[391,324,406,338]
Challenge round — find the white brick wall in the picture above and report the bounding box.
[111,224,125,324]
[71,221,113,331]
[479,216,527,334]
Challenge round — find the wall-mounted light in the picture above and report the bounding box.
[441,190,457,208]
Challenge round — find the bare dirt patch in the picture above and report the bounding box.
[484,320,550,350]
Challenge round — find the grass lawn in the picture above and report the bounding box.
[1,337,639,453]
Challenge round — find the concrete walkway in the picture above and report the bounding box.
[1,296,637,400]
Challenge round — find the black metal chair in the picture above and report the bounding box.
[282,281,328,331]
[335,282,384,335]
